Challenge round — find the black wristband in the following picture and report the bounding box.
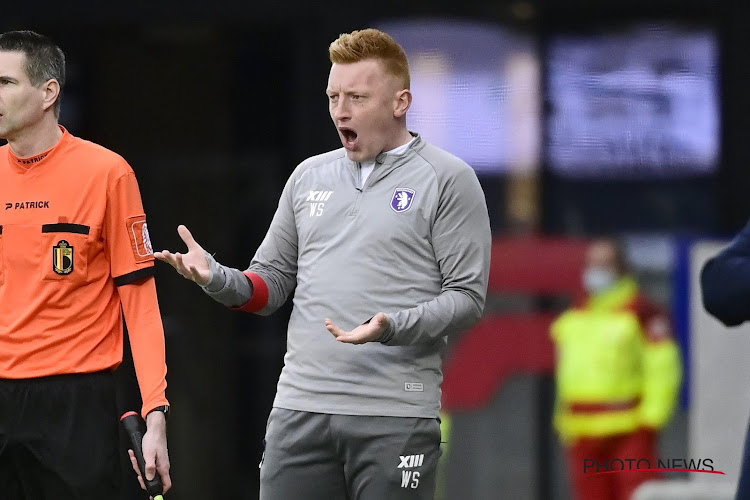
[148,405,170,420]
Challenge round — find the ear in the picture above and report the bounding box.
[394,89,412,119]
[41,79,60,113]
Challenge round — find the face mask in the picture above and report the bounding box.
[583,268,617,294]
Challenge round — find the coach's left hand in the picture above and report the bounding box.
[325,313,390,344]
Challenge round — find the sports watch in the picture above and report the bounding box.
[148,405,170,420]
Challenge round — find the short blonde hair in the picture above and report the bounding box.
[329,29,410,89]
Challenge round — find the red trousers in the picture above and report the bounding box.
[566,429,661,500]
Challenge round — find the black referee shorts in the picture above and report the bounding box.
[0,370,120,500]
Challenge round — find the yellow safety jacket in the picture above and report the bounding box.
[551,277,682,443]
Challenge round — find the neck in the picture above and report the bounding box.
[8,117,63,158]
[384,127,413,152]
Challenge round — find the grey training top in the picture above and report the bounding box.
[204,134,491,418]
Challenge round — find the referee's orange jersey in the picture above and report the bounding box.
[0,127,168,416]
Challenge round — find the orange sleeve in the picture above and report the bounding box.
[105,164,166,416]
[105,168,156,285]
[118,277,169,418]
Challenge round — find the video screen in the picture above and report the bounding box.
[547,24,719,178]
[379,20,541,175]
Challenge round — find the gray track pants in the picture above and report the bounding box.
[259,408,442,500]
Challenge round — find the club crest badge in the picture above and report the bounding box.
[53,240,74,275]
[390,188,415,213]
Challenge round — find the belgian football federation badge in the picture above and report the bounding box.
[53,240,74,275]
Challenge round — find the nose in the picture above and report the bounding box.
[331,99,350,122]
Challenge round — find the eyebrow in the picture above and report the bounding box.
[326,89,367,96]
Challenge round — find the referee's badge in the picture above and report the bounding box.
[53,240,74,275]
[126,214,155,263]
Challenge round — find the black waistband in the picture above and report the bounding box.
[0,369,113,385]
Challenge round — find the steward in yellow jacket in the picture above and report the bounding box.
[552,239,681,500]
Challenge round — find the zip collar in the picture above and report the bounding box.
[346,132,424,188]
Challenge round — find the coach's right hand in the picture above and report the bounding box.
[154,225,211,286]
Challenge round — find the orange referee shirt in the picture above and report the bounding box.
[0,126,168,416]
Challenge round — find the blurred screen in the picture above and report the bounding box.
[547,24,719,178]
[378,20,541,175]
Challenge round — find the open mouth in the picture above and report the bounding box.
[339,127,358,149]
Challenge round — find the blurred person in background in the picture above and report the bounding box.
[551,238,682,500]
[701,219,750,500]
[0,31,170,499]
[153,28,491,499]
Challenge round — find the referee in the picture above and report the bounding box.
[0,31,170,499]
[157,28,491,499]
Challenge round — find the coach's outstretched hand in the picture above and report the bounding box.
[325,312,391,344]
[154,225,211,286]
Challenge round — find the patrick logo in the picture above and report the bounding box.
[391,188,415,213]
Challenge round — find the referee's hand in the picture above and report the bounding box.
[154,225,211,286]
[128,411,172,498]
